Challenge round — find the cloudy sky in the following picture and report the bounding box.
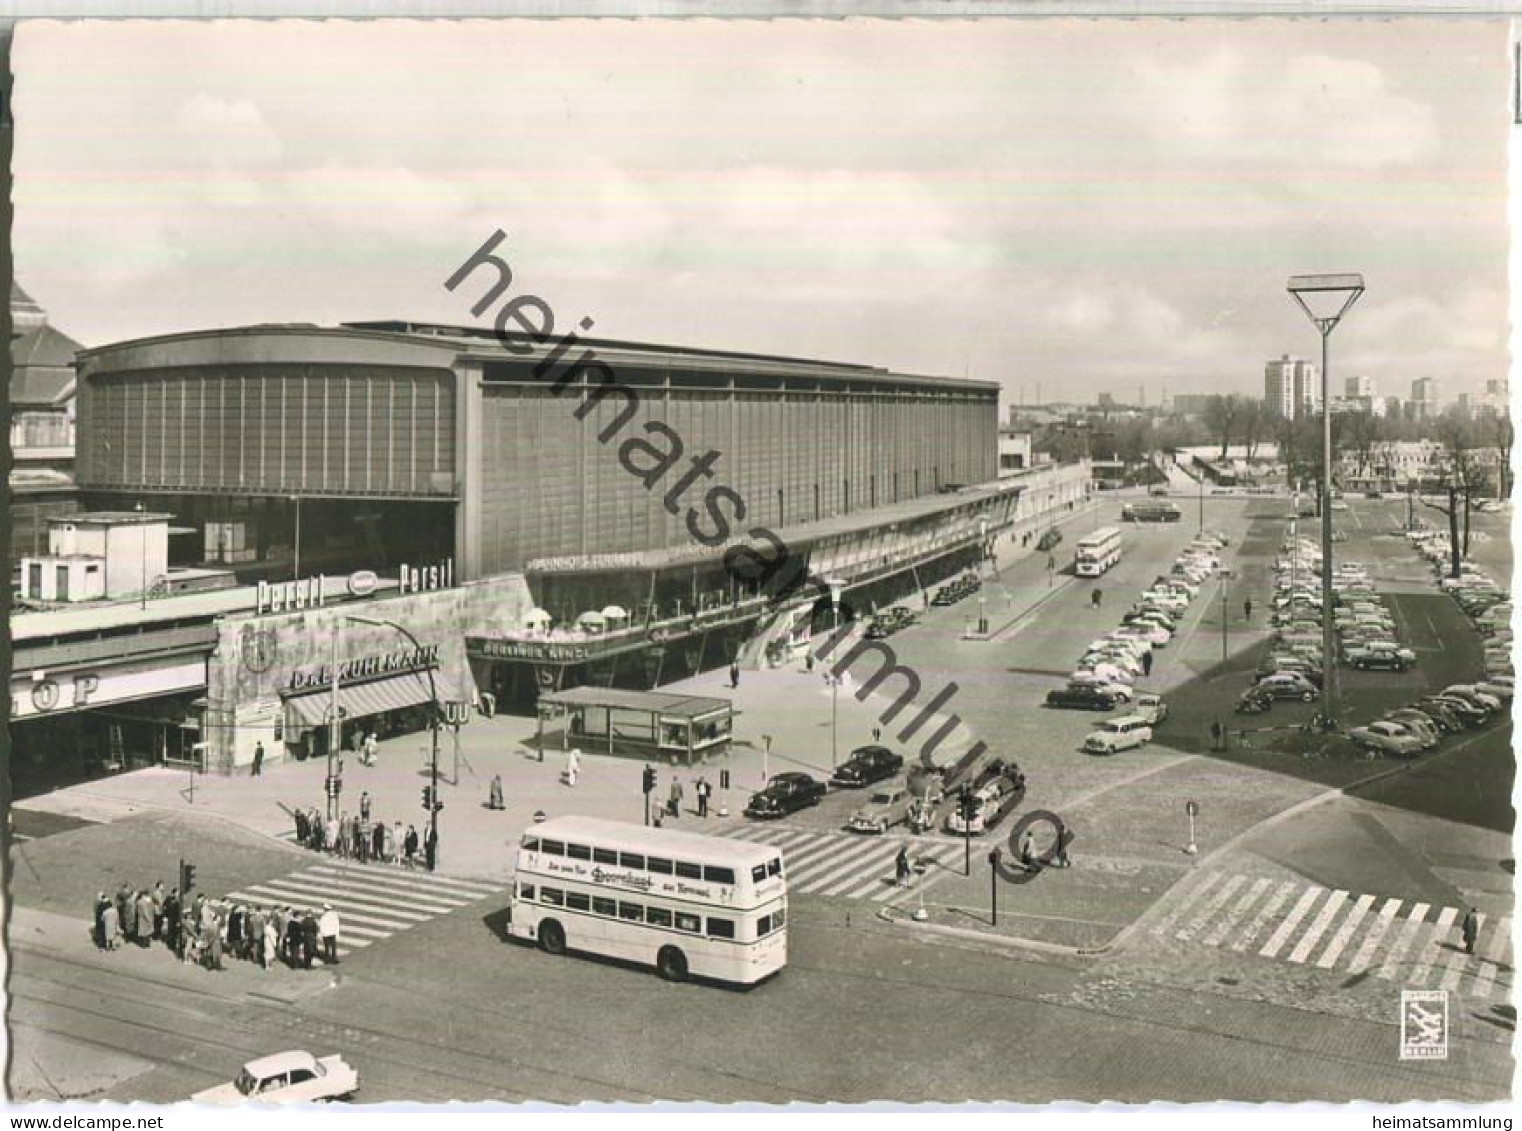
[13,19,1512,406]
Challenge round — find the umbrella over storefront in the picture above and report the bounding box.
[577,610,608,629]
[524,607,552,626]
[601,604,629,621]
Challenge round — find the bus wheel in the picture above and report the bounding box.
[539,920,566,956]
[656,946,688,983]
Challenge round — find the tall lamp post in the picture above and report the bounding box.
[347,614,442,870]
[1287,273,1365,730]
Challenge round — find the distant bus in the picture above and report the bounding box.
[1122,501,1182,523]
[508,815,787,985]
[1075,526,1124,577]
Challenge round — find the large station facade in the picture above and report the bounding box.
[12,321,1086,786]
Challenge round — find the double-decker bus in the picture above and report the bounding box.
[1122,501,1182,523]
[508,815,787,985]
[1074,526,1124,577]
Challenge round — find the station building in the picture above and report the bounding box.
[11,321,1088,786]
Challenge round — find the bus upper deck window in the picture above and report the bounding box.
[647,856,674,875]
[540,839,565,856]
[703,866,736,885]
[751,864,767,883]
[523,837,540,852]
[567,843,591,861]
[767,858,782,877]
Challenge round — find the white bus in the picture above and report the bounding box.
[507,815,788,985]
[1075,526,1124,577]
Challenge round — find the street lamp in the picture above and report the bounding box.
[1287,273,1365,730]
[347,614,443,871]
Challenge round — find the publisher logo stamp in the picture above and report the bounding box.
[1400,989,1449,1060]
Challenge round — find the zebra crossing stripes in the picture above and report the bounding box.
[731,825,962,901]
[1149,871,1512,1000]
[1286,889,1350,964]
[226,862,501,957]
[1315,893,1375,969]
[1345,898,1401,975]
[1259,886,1326,959]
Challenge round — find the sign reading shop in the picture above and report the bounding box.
[256,559,455,617]
[286,644,441,692]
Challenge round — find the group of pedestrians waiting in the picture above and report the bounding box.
[293,793,426,867]
[91,882,341,971]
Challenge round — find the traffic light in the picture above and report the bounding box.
[957,785,977,823]
[642,766,656,795]
[422,786,434,810]
[179,860,196,895]
[325,774,342,799]
[719,768,731,790]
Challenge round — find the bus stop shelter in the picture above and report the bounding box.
[536,687,735,766]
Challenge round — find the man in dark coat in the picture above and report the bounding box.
[162,890,181,954]
[1462,907,1480,955]
[302,911,320,969]
[252,740,265,776]
[93,892,110,949]
[295,807,309,846]
[371,820,385,863]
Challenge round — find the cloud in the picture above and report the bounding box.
[172,94,283,166]
[1123,49,1440,171]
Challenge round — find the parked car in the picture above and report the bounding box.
[1422,695,1488,728]
[1444,684,1503,713]
[1044,684,1119,711]
[1082,714,1154,755]
[1131,692,1168,726]
[1381,711,1442,749]
[1069,672,1133,701]
[847,785,913,834]
[1255,656,1324,685]
[1346,644,1415,672]
[1348,722,1425,758]
[1251,672,1320,702]
[1474,677,1514,701]
[192,1051,360,1105]
[831,746,905,788]
[745,771,828,818]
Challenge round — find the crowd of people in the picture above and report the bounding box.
[292,793,430,867]
[91,882,341,971]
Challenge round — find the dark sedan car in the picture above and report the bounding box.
[744,772,828,819]
[1044,684,1119,711]
[830,745,905,788]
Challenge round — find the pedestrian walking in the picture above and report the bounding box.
[262,917,277,970]
[404,824,420,867]
[895,845,911,887]
[1142,651,1153,677]
[1020,829,1038,872]
[391,821,405,866]
[371,819,385,863]
[1243,598,1254,621]
[489,774,505,810]
[206,922,225,971]
[356,818,371,863]
[252,740,265,776]
[325,815,339,856]
[359,790,372,823]
[565,747,580,788]
[163,890,181,955]
[730,659,740,689]
[695,776,711,818]
[100,902,121,951]
[667,776,684,819]
[425,825,439,871]
[1462,907,1480,955]
[362,732,378,767]
[319,903,341,965]
[283,910,302,967]
[151,881,166,939]
[295,806,308,845]
[92,892,109,949]
[227,905,244,959]
[1091,587,1103,609]
[135,890,155,948]
[302,911,320,969]
[1210,720,1225,752]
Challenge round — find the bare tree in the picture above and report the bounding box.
[1240,400,1267,462]
[1202,395,1242,461]
[1420,411,1485,571]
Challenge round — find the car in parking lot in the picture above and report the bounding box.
[1131,692,1168,726]
[1443,685,1503,713]
[1475,677,1514,701]
[1346,642,1416,671]
[1069,672,1133,701]
[1409,699,1463,732]
[831,746,905,788]
[1251,672,1320,702]
[1348,722,1425,758]
[1382,710,1442,748]
[1421,695,1488,728]
[1045,684,1119,711]
[744,771,829,818]
[1113,624,1170,648]
[1082,714,1154,755]
[847,785,913,834]
[192,1051,360,1105]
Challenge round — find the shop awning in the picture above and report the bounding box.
[283,671,438,730]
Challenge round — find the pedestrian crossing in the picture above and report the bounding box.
[226,863,502,957]
[729,824,965,901]
[1148,869,1513,999]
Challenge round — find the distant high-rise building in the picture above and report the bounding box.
[1265,355,1319,418]
[1410,377,1443,421]
[1345,375,1375,398]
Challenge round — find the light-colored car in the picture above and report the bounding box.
[193,1051,360,1105]
[1114,624,1170,647]
[1082,714,1154,755]
[1348,723,1424,758]
[1070,671,1133,699]
[1131,693,1168,726]
[1382,711,1441,749]
[848,786,913,834]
